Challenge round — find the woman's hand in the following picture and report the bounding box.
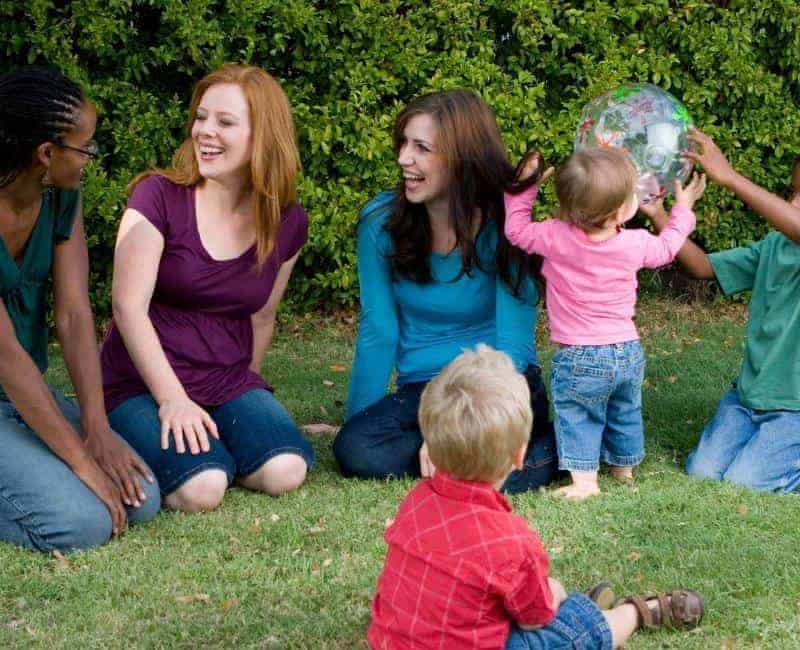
[85,424,154,507]
[158,397,219,454]
[685,128,736,188]
[73,458,127,537]
[419,442,436,478]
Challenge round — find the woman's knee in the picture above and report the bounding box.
[241,453,307,496]
[333,422,366,476]
[333,419,401,479]
[164,470,228,512]
[46,497,114,552]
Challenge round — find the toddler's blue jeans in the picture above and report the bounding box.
[551,341,645,472]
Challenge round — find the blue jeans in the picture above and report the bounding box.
[686,386,800,493]
[551,342,645,472]
[0,389,160,553]
[505,593,612,650]
[108,389,315,495]
[334,365,561,494]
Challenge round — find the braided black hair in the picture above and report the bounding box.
[0,67,85,188]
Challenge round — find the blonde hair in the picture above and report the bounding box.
[129,64,300,267]
[419,345,532,483]
[555,147,637,230]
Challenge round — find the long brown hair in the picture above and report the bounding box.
[129,64,300,266]
[385,90,535,294]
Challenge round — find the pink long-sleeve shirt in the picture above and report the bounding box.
[504,186,696,345]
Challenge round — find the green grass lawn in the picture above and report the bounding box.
[1,296,799,649]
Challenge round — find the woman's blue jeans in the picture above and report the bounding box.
[334,365,561,493]
[0,389,160,553]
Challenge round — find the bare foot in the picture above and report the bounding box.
[553,482,601,501]
[610,466,634,483]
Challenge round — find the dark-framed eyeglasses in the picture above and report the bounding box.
[53,139,99,158]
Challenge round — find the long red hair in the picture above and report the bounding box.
[130,64,300,266]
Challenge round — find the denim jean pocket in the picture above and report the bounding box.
[567,363,614,406]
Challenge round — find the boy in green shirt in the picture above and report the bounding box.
[645,130,800,493]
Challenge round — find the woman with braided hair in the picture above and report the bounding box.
[0,67,160,552]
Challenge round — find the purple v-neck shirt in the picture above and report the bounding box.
[101,175,308,412]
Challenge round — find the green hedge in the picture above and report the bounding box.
[2,0,799,318]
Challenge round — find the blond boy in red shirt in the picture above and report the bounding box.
[368,345,704,649]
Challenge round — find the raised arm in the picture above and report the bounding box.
[53,203,153,509]
[250,250,301,374]
[687,128,800,243]
[345,207,399,419]
[639,174,704,269]
[640,200,715,279]
[504,154,555,254]
[112,208,218,454]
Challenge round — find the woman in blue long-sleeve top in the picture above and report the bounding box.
[333,90,560,492]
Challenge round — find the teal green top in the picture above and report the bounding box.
[710,231,800,411]
[346,191,539,418]
[0,189,79,400]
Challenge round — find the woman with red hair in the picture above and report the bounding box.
[102,65,314,512]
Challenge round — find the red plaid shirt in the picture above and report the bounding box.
[368,472,555,650]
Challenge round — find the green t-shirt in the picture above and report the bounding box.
[0,189,79,400]
[710,231,800,411]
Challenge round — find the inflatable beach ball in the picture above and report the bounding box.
[574,83,693,204]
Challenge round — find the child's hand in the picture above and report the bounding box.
[547,577,568,609]
[674,172,707,211]
[511,150,554,190]
[516,151,555,185]
[639,195,669,231]
[685,128,737,187]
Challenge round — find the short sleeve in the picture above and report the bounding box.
[53,189,80,243]
[502,533,555,627]
[709,237,766,296]
[278,203,309,263]
[127,174,170,236]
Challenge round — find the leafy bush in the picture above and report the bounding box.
[2,0,799,318]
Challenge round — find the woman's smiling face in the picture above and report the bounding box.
[396,113,449,210]
[191,83,253,183]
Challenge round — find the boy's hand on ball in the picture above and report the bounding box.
[685,128,736,187]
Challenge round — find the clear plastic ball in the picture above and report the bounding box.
[574,83,694,204]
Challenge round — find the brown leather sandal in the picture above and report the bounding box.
[585,582,616,610]
[617,589,705,630]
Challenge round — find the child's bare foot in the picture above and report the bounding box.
[553,482,601,501]
[553,471,600,501]
[610,466,634,483]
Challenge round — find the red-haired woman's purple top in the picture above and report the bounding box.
[101,175,308,412]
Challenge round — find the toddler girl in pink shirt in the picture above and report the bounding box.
[504,148,706,500]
